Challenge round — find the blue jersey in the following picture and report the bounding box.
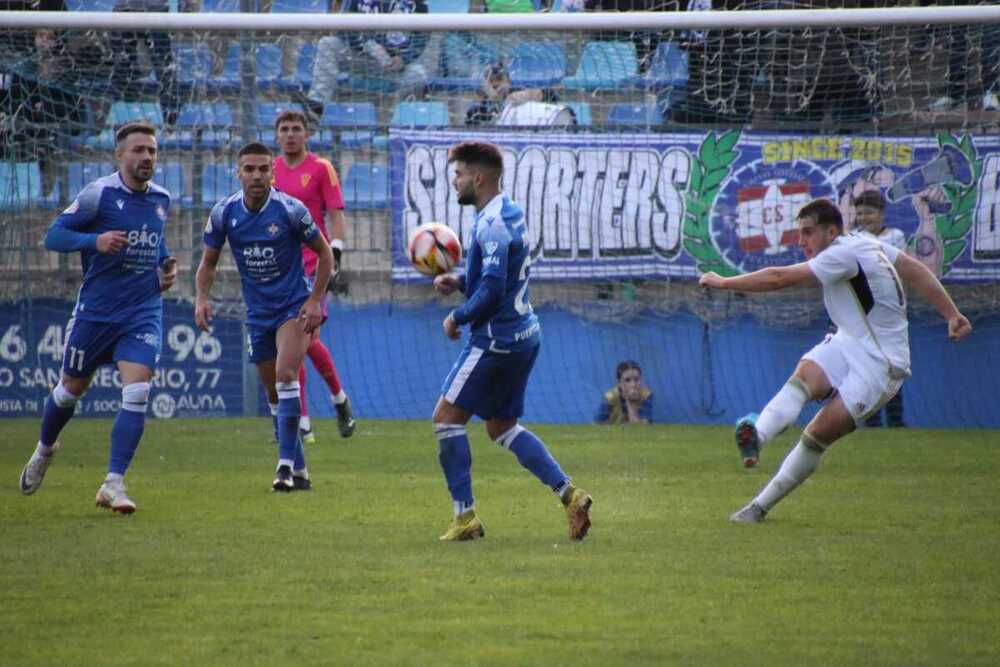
[46,172,171,324]
[458,194,540,352]
[204,188,319,327]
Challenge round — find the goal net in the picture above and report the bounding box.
[1,4,999,427]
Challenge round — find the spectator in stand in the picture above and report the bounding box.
[465,62,563,126]
[300,0,429,121]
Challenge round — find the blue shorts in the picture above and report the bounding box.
[246,300,307,364]
[62,316,161,378]
[441,343,539,421]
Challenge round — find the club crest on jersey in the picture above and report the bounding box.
[156,205,167,221]
[116,199,125,210]
[484,241,499,256]
[267,223,280,237]
[301,173,311,188]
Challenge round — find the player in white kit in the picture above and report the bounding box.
[699,198,972,523]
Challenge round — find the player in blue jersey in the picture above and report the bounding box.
[432,141,593,541]
[19,122,178,514]
[195,142,333,493]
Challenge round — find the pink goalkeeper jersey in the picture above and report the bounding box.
[273,153,345,275]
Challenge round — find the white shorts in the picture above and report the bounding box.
[802,333,905,425]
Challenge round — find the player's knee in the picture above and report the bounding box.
[52,381,82,408]
[492,422,523,447]
[122,382,151,414]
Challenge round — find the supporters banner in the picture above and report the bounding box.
[389,130,1000,283]
[0,301,244,419]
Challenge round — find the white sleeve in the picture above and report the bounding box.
[885,227,907,250]
[808,242,858,285]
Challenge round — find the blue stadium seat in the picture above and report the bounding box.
[255,44,285,92]
[607,103,664,128]
[168,102,234,150]
[0,163,41,211]
[564,102,592,127]
[175,45,215,89]
[271,0,326,11]
[342,163,388,210]
[295,42,316,91]
[509,41,566,88]
[318,102,379,149]
[202,0,239,10]
[201,164,240,207]
[210,44,242,95]
[643,41,689,90]
[431,33,500,92]
[155,163,193,209]
[66,0,113,10]
[68,162,116,192]
[390,101,450,129]
[427,0,469,12]
[563,41,639,91]
[112,101,164,126]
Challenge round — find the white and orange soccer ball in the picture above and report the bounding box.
[408,222,462,277]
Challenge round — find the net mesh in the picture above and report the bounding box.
[1,3,999,425]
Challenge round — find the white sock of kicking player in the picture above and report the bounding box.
[753,433,825,512]
[755,378,810,446]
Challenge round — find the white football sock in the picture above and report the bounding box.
[754,435,825,511]
[299,415,312,431]
[756,378,810,445]
[332,390,347,405]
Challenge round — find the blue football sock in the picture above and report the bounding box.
[434,423,474,510]
[39,382,79,446]
[293,430,307,471]
[276,381,301,464]
[498,425,569,490]
[108,383,149,475]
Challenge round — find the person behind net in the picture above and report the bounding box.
[299,0,429,121]
[464,62,561,127]
[595,360,653,424]
[196,143,333,493]
[19,122,179,514]
[850,189,907,428]
[699,198,972,523]
[272,109,356,445]
[431,141,594,542]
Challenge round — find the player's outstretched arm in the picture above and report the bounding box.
[894,251,972,341]
[195,246,221,332]
[699,262,818,293]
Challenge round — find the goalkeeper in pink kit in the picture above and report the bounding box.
[272,109,356,442]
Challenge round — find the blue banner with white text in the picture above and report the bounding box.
[390,129,1000,282]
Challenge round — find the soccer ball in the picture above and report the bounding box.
[408,222,462,277]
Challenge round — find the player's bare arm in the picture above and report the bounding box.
[159,257,178,293]
[194,246,221,331]
[299,233,332,334]
[699,262,818,292]
[893,251,972,341]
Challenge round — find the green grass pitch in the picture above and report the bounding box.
[1,418,999,666]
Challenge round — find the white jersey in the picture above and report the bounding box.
[807,233,910,378]
[860,226,906,251]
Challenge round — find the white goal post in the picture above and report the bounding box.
[1,5,1000,32]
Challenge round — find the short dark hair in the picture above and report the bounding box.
[616,360,641,380]
[275,109,310,132]
[115,121,156,144]
[852,190,886,211]
[448,141,504,173]
[238,142,273,159]
[797,198,843,231]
